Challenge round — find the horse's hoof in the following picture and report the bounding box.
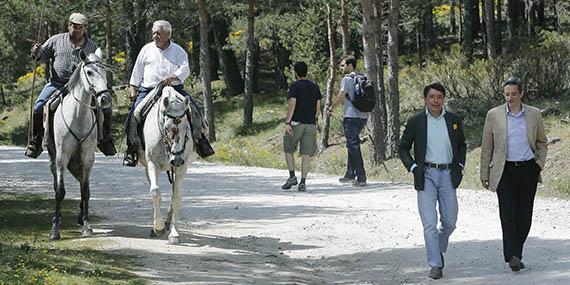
[77,215,84,226]
[167,236,180,245]
[150,228,166,238]
[49,231,61,241]
[82,228,93,237]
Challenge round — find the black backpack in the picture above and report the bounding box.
[345,73,376,112]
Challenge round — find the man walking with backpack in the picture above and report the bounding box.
[325,55,368,187]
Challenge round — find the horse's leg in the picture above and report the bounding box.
[77,153,95,237]
[166,169,185,244]
[50,154,68,241]
[148,161,166,237]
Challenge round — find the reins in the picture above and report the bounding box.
[59,61,109,144]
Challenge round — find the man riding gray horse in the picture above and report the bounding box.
[26,12,116,158]
[123,20,207,166]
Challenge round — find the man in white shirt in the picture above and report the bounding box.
[123,20,199,166]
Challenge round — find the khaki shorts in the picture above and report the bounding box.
[283,123,317,155]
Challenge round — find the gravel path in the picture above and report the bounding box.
[1,146,569,284]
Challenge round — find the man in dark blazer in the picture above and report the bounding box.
[399,82,466,280]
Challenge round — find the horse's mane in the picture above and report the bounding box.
[67,61,83,92]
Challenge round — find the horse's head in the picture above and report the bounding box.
[160,87,191,167]
[78,49,112,109]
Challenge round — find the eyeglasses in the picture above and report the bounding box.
[70,23,85,29]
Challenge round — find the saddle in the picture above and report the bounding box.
[132,84,214,158]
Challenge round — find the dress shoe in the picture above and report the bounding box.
[509,256,524,272]
[429,267,443,279]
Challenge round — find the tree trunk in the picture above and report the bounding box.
[423,2,435,52]
[105,0,113,65]
[362,0,385,164]
[212,15,244,96]
[197,0,216,141]
[472,0,481,39]
[554,0,562,34]
[484,0,497,59]
[386,0,400,158]
[0,84,5,105]
[463,0,474,62]
[190,26,201,76]
[526,0,534,37]
[243,0,255,127]
[123,0,148,82]
[340,0,351,55]
[451,0,457,34]
[320,3,336,151]
[496,0,502,54]
[272,35,290,91]
[505,0,515,53]
[374,0,387,143]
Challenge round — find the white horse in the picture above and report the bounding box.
[47,51,112,240]
[136,86,195,244]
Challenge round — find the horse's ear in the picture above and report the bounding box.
[80,49,87,62]
[95,48,103,59]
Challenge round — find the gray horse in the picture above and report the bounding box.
[46,51,112,240]
[136,86,195,244]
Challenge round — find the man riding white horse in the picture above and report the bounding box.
[123,20,205,167]
[26,12,116,158]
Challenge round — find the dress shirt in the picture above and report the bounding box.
[129,41,190,88]
[425,107,453,164]
[506,105,535,162]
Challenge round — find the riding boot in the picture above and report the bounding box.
[122,116,139,167]
[25,112,45,158]
[97,108,117,156]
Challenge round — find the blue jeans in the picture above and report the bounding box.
[417,167,458,268]
[34,81,64,113]
[342,117,367,182]
[127,85,200,123]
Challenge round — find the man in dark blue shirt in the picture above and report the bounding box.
[281,61,322,192]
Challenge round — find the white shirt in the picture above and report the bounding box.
[129,41,190,88]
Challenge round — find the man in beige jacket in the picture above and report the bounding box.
[480,77,548,272]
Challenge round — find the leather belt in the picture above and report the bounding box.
[425,162,452,170]
[505,159,535,167]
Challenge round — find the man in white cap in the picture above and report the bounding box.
[25,12,116,158]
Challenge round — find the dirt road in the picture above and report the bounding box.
[1,146,569,284]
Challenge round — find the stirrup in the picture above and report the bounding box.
[122,152,138,167]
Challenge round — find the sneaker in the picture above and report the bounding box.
[281,177,298,190]
[429,267,443,279]
[353,180,367,187]
[339,177,355,183]
[297,183,306,192]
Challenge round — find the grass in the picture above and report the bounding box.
[0,193,145,285]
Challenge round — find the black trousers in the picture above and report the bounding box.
[496,160,541,262]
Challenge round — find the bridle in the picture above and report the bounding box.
[158,100,190,160]
[60,60,111,143]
